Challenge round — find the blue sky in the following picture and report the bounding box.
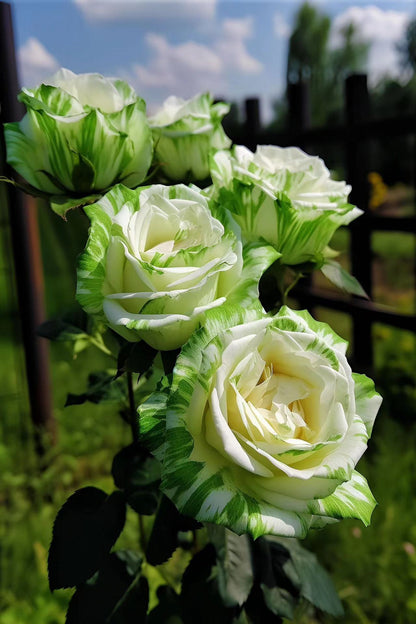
[8,0,416,122]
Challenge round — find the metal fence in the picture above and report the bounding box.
[227,76,416,374]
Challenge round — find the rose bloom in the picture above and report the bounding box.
[149,93,231,181]
[210,145,362,266]
[77,183,278,351]
[4,68,152,197]
[141,306,381,538]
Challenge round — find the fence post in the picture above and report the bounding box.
[287,82,314,310]
[345,74,373,372]
[244,97,261,151]
[0,1,55,453]
[287,82,311,135]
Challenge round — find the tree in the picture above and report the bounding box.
[398,17,416,72]
[282,3,368,126]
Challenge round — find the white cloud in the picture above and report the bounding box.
[216,17,263,74]
[133,34,224,94]
[129,16,262,99]
[331,5,411,81]
[74,0,217,22]
[273,13,290,39]
[18,38,59,87]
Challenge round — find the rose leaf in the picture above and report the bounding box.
[65,550,147,624]
[48,487,126,590]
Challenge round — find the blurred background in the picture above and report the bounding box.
[0,1,415,622]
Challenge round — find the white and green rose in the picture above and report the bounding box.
[210,145,362,266]
[141,305,381,538]
[149,93,231,182]
[77,183,279,350]
[4,68,153,201]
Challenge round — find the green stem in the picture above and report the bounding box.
[282,272,303,305]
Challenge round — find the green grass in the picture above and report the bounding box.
[305,415,416,624]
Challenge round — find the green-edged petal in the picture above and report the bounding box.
[139,389,169,460]
[76,184,137,315]
[148,305,380,538]
[226,242,280,307]
[6,72,153,198]
[353,373,382,436]
[308,470,377,526]
[150,93,230,181]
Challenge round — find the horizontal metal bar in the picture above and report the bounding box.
[292,286,416,332]
[251,114,416,147]
[368,216,416,233]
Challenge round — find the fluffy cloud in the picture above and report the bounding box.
[274,13,290,39]
[18,38,59,87]
[134,34,224,94]
[74,0,217,22]
[130,16,262,98]
[331,5,410,81]
[216,17,263,74]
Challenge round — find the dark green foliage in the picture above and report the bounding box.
[244,585,284,624]
[38,319,86,342]
[287,2,331,85]
[48,487,126,590]
[112,445,161,515]
[145,495,201,566]
[272,537,344,617]
[398,18,416,71]
[209,526,254,607]
[37,305,92,345]
[321,260,368,298]
[71,152,96,192]
[66,550,147,624]
[65,372,127,406]
[180,545,237,624]
[161,349,181,375]
[147,586,182,624]
[279,1,369,127]
[251,536,298,620]
[117,341,158,377]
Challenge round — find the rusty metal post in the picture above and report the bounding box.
[287,81,313,310]
[244,97,261,151]
[345,74,373,374]
[287,81,311,134]
[0,1,55,452]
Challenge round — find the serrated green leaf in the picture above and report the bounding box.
[244,585,284,624]
[251,537,297,620]
[48,488,126,590]
[108,575,149,623]
[276,537,344,617]
[65,550,144,624]
[37,319,87,342]
[146,495,201,566]
[112,445,161,515]
[117,341,158,376]
[50,192,101,218]
[65,372,127,407]
[321,260,368,298]
[37,307,111,359]
[147,585,182,624]
[208,526,254,608]
[260,584,296,620]
[181,545,237,624]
